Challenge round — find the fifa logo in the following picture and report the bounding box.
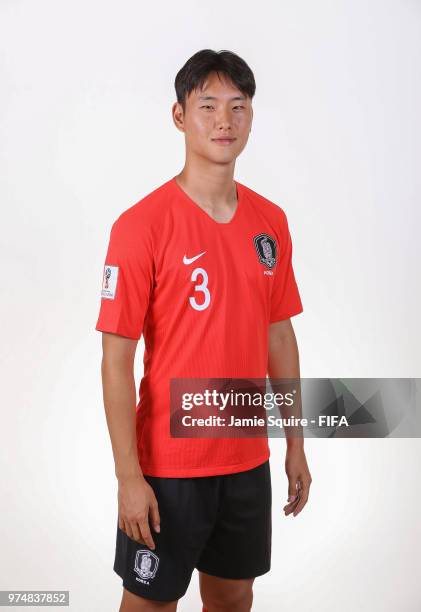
[253,233,277,269]
[104,267,112,289]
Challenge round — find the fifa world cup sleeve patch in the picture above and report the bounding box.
[101,264,119,300]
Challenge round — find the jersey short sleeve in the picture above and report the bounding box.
[269,209,303,323]
[95,211,155,340]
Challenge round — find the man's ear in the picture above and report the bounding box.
[172,101,185,133]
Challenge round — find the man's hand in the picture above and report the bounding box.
[118,474,161,549]
[283,445,312,517]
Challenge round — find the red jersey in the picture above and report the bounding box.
[95,176,303,477]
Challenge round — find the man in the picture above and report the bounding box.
[96,49,312,612]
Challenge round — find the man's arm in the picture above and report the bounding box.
[268,319,312,517]
[100,331,160,549]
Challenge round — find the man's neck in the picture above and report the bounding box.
[174,165,238,217]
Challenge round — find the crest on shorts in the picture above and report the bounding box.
[253,233,277,269]
[134,549,160,583]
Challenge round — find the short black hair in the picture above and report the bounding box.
[174,49,256,111]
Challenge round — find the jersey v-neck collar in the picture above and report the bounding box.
[170,175,243,227]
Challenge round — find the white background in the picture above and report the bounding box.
[1,1,420,610]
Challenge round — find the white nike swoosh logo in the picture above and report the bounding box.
[183,251,206,265]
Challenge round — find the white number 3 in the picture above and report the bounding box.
[189,267,211,311]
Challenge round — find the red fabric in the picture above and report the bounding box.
[96,177,303,477]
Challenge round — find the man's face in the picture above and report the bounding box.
[173,71,253,165]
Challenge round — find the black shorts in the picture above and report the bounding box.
[113,459,272,602]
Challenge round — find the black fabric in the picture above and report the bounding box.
[113,459,272,602]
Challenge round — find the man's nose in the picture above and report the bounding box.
[215,108,232,128]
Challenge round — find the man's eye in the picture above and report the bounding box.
[233,106,245,110]
[200,105,214,110]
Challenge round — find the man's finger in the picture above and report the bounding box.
[292,490,309,516]
[149,500,161,533]
[124,519,133,539]
[292,481,311,516]
[283,491,300,510]
[283,499,299,512]
[287,481,299,502]
[130,521,143,543]
[139,518,155,550]
[283,495,300,515]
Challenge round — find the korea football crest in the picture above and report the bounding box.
[134,549,160,584]
[253,233,277,269]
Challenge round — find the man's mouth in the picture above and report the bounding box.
[211,138,236,145]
